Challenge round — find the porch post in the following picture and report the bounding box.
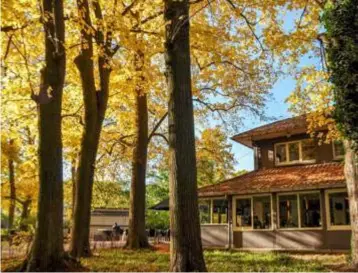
[227,194,232,249]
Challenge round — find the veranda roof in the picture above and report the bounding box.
[198,162,345,197]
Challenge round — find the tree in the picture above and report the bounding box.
[146,170,170,230]
[164,0,207,271]
[1,139,18,230]
[322,0,358,267]
[126,49,150,248]
[196,127,236,187]
[25,0,67,269]
[70,0,119,258]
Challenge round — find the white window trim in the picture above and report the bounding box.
[232,194,273,231]
[277,191,323,231]
[199,197,228,225]
[332,141,345,160]
[274,140,316,166]
[325,189,351,231]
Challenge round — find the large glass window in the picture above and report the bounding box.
[253,196,271,229]
[288,142,300,161]
[212,199,228,224]
[333,140,345,159]
[299,193,321,227]
[199,200,211,224]
[278,195,299,228]
[275,140,316,165]
[234,195,272,230]
[328,191,350,227]
[275,144,287,164]
[236,198,251,227]
[302,139,316,161]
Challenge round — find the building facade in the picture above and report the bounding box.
[90,208,129,235]
[198,115,350,251]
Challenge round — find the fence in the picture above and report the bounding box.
[1,229,169,259]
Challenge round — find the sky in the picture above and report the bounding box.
[229,8,321,172]
[231,76,294,172]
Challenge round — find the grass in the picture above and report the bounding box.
[1,247,350,272]
[80,248,344,272]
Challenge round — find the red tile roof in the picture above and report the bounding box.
[198,163,345,197]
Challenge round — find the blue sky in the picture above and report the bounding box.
[231,76,294,172]
[230,8,322,172]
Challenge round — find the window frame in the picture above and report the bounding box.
[274,139,316,166]
[277,191,323,231]
[325,189,351,231]
[199,197,228,225]
[232,194,273,231]
[332,141,345,160]
[198,198,212,225]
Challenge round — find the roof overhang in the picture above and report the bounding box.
[231,127,308,148]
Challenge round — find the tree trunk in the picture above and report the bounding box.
[26,0,66,270]
[70,0,112,258]
[19,198,32,231]
[126,50,149,248]
[8,156,16,230]
[71,158,77,219]
[70,48,99,258]
[164,0,207,271]
[344,140,358,269]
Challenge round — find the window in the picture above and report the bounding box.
[212,199,228,224]
[234,195,272,230]
[327,191,350,228]
[333,140,345,159]
[278,192,322,229]
[288,142,300,161]
[299,193,321,227]
[278,195,299,228]
[275,139,316,165]
[253,196,271,229]
[275,144,287,163]
[236,198,251,227]
[199,200,211,224]
[302,139,316,161]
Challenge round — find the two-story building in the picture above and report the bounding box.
[198,115,350,251]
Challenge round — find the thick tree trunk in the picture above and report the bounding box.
[126,51,149,248]
[164,1,207,271]
[8,156,16,230]
[344,140,358,269]
[70,0,112,258]
[70,51,99,258]
[26,0,66,270]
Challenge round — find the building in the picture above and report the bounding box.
[90,208,129,235]
[197,115,350,251]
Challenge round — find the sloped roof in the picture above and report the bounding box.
[232,115,308,148]
[149,199,169,210]
[91,208,129,216]
[198,162,345,197]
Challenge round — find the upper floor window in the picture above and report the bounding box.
[332,140,345,159]
[275,139,316,166]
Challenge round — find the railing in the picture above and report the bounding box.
[1,229,170,259]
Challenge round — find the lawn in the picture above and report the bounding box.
[1,246,351,272]
[81,248,348,272]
